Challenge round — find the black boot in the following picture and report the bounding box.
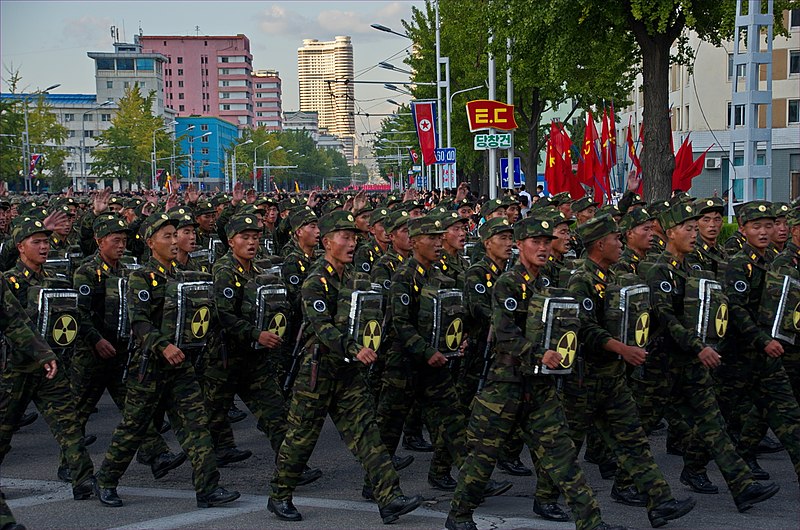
[444,515,478,530]
[497,459,532,476]
[610,484,647,507]
[196,487,240,508]
[733,481,780,512]
[72,476,96,501]
[267,497,302,521]
[215,447,252,467]
[756,434,783,454]
[402,434,433,452]
[13,411,38,432]
[647,497,696,528]
[679,468,718,494]
[484,479,512,497]
[94,482,122,507]
[228,404,247,424]
[297,465,322,486]
[151,451,187,479]
[379,495,423,524]
[57,465,72,483]
[533,498,569,521]
[428,473,457,491]
[392,454,414,471]
[745,459,770,480]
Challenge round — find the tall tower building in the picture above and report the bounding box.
[297,36,355,163]
[253,69,282,130]
[139,34,254,129]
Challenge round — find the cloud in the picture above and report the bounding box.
[257,5,312,36]
[61,16,115,49]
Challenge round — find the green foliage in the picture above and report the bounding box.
[92,86,177,188]
[720,221,739,244]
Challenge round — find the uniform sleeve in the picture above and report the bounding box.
[568,273,613,353]
[213,265,260,344]
[491,273,539,362]
[0,280,55,369]
[389,270,437,362]
[78,210,98,256]
[127,271,171,355]
[464,266,492,326]
[724,259,772,351]
[647,264,704,354]
[281,256,305,318]
[301,273,359,358]
[73,265,103,347]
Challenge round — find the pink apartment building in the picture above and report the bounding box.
[138,34,254,129]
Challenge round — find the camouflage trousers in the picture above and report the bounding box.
[95,355,220,495]
[376,361,468,478]
[686,352,800,480]
[201,352,288,455]
[0,367,94,488]
[0,493,16,528]
[270,355,403,509]
[64,347,169,465]
[562,362,673,511]
[626,355,754,497]
[449,376,602,530]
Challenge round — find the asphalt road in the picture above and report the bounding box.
[2,395,799,530]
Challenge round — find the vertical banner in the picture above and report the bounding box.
[411,101,437,166]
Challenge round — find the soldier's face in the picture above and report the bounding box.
[408,208,424,219]
[743,219,774,250]
[176,226,196,253]
[552,223,571,255]
[506,205,520,223]
[297,222,320,249]
[485,232,514,261]
[698,212,723,241]
[443,222,467,251]
[324,230,357,264]
[265,206,278,225]
[487,208,506,220]
[457,206,474,219]
[147,225,178,262]
[196,213,215,232]
[371,221,390,246]
[18,233,50,266]
[598,232,623,263]
[412,234,442,263]
[668,220,698,254]
[230,230,260,261]
[558,203,572,217]
[518,236,552,268]
[109,203,123,214]
[576,207,596,225]
[773,217,789,245]
[390,226,412,253]
[355,213,371,232]
[97,232,128,262]
[627,221,654,253]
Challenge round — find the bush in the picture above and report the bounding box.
[719,222,739,243]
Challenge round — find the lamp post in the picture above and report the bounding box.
[232,139,253,188]
[447,85,484,149]
[171,121,187,179]
[189,131,212,186]
[21,83,60,192]
[253,140,269,191]
[263,145,283,193]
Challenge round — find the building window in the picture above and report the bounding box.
[177,57,183,64]
[789,99,800,124]
[790,50,800,75]
[136,58,154,71]
[116,58,134,71]
[727,53,746,79]
[220,57,229,63]
[221,93,230,99]
[178,81,184,88]
[106,81,113,89]
[222,104,230,110]
[67,130,76,138]
[727,102,745,126]
[83,114,93,122]
[84,130,94,138]
[101,114,112,122]
[201,148,209,155]
[179,105,185,112]
[178,93,184,100]
[64,113,75,122]
[201,124,209,131]
[177,69,183,76]
[791,9,800,28]
[124,81,130,88]
[200,135,209,143]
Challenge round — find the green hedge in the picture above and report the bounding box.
[719,222,739,243]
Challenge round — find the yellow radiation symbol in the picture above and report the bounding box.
[556,330,578,369]
[793,302,800,331]
[191,306,210,338]
[363,319,382,350]
[267,312,288,338]
[715,303,729,337]
[635,312,650,347]
[445,318,464,351]
[52,314,77,346]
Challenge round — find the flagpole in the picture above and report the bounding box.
[488,32,497,200]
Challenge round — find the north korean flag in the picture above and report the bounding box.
[411,101,437,166]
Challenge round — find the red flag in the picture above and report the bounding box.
[671,135,692,190]
[411,102,437,166]
[29,153,43,177]
[544,123,560,192]
[608,103,618,167]
[626,124,641,176]
[554,122,584,199]
[577,111,607,204]
[601,109,611,175]
[408,148,419,165]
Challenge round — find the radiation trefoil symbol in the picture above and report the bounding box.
[793,302,800,331]
[716,303,729,337]
[268,312,288,338]
[191,306,210,339]
[52,314,77,346]
[445,318,464,351]
[556,330,577,369]
[363,319,382,350]
[635,312,650,347]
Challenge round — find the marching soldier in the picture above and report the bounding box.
[723,204,747,254]
[468,199,507,263]
[437,211,470,287]
[194,200,217,253]
[568,196,599,258]
[540,209,574,287]
[686,198,727,277]
[268,210,423,524]
[0,218,96,502]
[565,214,696,525]
[68,214,185,483]
[611,208,654,276]
[446,215,619,530]
[769,202,790,255]
[646,200,672,259]
[353,207,389,274]
[94,213,240,509]
[171,211,209,273]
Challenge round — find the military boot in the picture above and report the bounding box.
[379,495,423,524]
[733,482,780,512]
[267,497,302,521]
[444,515,478,530]
[680,468,718,494]
[647,497,696,528]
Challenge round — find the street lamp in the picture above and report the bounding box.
[169,121,184,177]
[384,84,413,96]
[232,139,253,188]
[378,62,414,76]
[370,23,412,39]
[189,131,212,185]
[263,145,283,193]
[21,83,60,192]
[447,85,484,149]
[79,99,111,191]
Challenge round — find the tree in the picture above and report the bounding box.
[92,86,176,189]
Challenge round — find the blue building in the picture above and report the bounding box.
[176,116,238,190]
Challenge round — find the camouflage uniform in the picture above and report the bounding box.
[767,240,800,399]
[270,214,406,511]
[612,247,645,276]
[723,230,746,255]
[565,216,677,511]
[448,219,603,530]
[353,236,384,275]
[687,236,728,278]
[95,247,222,497]
[205,247,288,456]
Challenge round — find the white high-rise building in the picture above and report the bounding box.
[297,36,355,163]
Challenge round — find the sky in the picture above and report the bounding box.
[1,0,424,143]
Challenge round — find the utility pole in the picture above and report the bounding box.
[488,33,497,200]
